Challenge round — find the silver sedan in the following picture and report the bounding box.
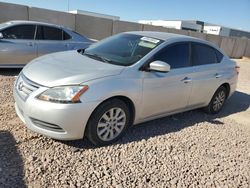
[0,20,94,68]
[14,31,238,146]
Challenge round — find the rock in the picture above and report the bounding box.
[0,60,250,187]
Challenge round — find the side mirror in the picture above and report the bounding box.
[0,32,3,39]
[148,61,170,73]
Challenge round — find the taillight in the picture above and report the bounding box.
[235,65,240,75]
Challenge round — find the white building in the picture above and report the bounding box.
[203,25,250,38]
[139,20,250,39]
[69,10,120,21]
[138,20,203,32]
[203,25,230,36]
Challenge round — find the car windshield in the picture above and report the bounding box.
[81,33,163,66]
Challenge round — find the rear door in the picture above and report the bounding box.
[0,24,37,66]
[188,42,224,107]
[35,25,68,56]
[141,42,194,118]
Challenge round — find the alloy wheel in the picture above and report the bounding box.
[97,107,126,141]
[213,90,226,111]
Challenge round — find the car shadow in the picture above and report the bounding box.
[218,90,250,117]
[63,91,250,149]
[0,68,22,76]
[0,131,26,187]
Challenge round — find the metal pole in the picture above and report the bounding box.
[67,0,69,11]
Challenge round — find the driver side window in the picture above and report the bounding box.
[153,43,190,69]
[2,25,36,40]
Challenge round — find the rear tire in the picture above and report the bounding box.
[86,99,130,146]
[204,86,227,114]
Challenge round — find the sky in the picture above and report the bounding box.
[1,0,250,31]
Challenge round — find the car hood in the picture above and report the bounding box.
[22,51,125,87]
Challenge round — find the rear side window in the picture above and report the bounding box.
[153,43,190,69]
[63,31,71,40]
[2,25,35,40]
[192,43,221,66]
[36,26,62,40]
[215,50,224,63]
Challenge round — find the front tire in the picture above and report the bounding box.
[204,86,227,114]
[86,99,130,146]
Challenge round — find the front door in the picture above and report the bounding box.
[0,24,37,67]
[141,42,194,119]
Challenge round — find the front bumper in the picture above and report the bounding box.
[14,85,98,140]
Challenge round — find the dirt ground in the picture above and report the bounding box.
[0,60,249,187]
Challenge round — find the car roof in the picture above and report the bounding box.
[125,31,195,41]
[125,31,223,53]
[4,20,68,29]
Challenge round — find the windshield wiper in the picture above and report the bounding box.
[84,52,115,64]
[77,49,85,54]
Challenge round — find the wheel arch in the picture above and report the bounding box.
[86,95,136,131]
[110,96,136,125]
[220,83,230,98]
[204,82,230,114]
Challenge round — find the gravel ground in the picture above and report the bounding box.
[0,60,249,188]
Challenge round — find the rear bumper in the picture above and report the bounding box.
[14,87,98,140]
[228,82,237,98]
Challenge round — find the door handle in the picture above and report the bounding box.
[215,73,222,78]
[182,77,192,83]
[27,42,33,46]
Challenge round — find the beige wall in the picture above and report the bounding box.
[231,38,248,58]
[29,7,76,30]
[220,37,236,57]
[205,34,222,47]
[188,31,206,39]
[0,2,249,58]
[75,14,113,40]
[142,25,169,32]
[244,39,250,57]
[0,2,28,23]
[112,20,143,35]
[168,28,189,36]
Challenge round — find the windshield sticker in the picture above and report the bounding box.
[141,37,160,44]
[138,41,157,48]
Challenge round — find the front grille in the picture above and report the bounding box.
[16,74,40,100]
[30,118,65,133]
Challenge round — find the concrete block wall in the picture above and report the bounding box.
[188,31,206,39]
[142,25,169,32]
[75,14,113,40]
[244,39,250,57]
[0,2,28,23]
[168,28,189,36]
[205,34,222,47]
[220,37,236,57]
[29,7,76,30]
[0,1,249,58]
[112,20,143,35]
[231,38,248,58]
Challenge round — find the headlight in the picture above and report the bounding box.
[37,85,89,103]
